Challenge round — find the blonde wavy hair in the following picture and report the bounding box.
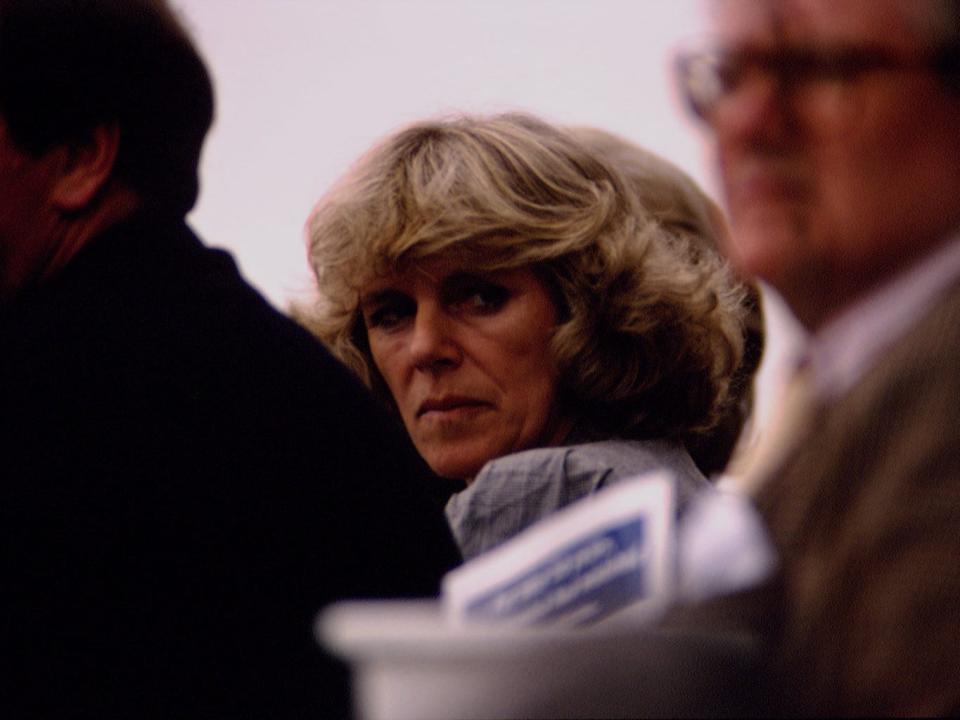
[570,126,764,473]
[303,113,747,445]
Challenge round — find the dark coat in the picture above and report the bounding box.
[0,212,461,718]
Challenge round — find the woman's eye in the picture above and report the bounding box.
[365,297,414,331]
[450,281,509,314]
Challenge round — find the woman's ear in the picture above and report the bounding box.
[50,124,121,211]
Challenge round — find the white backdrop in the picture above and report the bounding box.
[171,0,804,439]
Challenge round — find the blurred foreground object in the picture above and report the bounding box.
[320,600,763,719]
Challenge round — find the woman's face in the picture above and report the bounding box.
[360,256,571,481]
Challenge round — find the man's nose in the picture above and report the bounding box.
[409,305,462,371]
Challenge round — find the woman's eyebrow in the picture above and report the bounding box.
[441,270,498,288]
[359,287,405,308]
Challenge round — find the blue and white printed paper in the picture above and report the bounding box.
[443,474,675,628]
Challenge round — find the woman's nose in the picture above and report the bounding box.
[408,306,462,371]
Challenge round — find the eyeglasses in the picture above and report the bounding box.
[675,44,960,122]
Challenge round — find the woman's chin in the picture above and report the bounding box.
[423,449,490,485]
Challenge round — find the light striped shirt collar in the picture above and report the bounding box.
[809,230,960,400]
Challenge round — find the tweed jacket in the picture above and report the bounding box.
[752,277,960,716]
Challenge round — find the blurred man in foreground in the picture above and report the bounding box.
[0,1,459,716]
[673,0,960,713]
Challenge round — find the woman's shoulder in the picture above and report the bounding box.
[447,438,708,561]
[480,437,706,493]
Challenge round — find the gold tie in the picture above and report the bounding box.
[727,361,818,496]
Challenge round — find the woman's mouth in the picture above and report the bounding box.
[417,396,491,418]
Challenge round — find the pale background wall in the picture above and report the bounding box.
[170,0,805,443]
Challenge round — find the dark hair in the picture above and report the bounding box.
[0,0,214,214]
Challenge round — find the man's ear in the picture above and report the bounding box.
[50,124,121,211]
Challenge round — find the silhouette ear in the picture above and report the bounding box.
[50,124,121,211]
